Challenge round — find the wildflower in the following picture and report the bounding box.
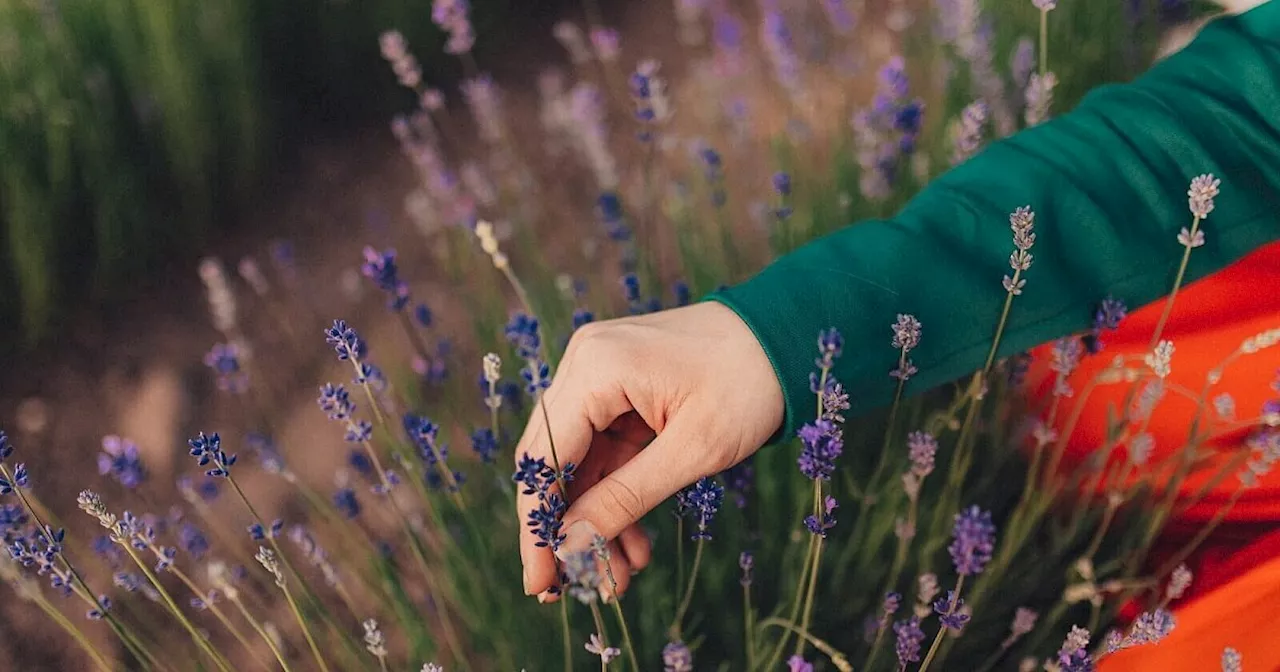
[553,22,591,64]
[204,343,248,392]
[933,591,970,629]
[589,27,620,62]
[516,453,569,551]
[585,633,621,664]
[1006,607,1038,646]
[1003,206,1036,295]
[97,436,147,489]
[462,76,504,145]
[787,656,814,672]
[421,665,443,672]
[879,592,903,630]
[504,313,542,360]
[894,617,925,667]
[739,551,754,586]
[797,420,843,481]
[1145,340,1175,378]
[362,618,388,659]
[248,519,284,541]
[1084,297,1128,354]
[630,60,672,142]
[178,523,209,559]
[255,546,284,588]
[662,641,693,672]
[188,432,237,478]
[1187,173,1221,219]
[361,246,410,312]
[820,0,857,34]
[760,4,803,101]
[1166,564,1192,600]
[685,477,724,540]
[1025,72,1058,126]
[1032,0,1056,9]
[949,506,996,576]
[1058,646,1095,672]
[804,495,839,538]
[1107,609,1175,653]
[907,431,937,477]
[325,320,366,362]
[432,0,474,55]
[815,327,844,372]
[332,488,361,520]
[951,100,989,165]
[891,314,922,381]
[563,550,601,604]
[198,258,238,336]
[1214,394,1237,420]
[1222,647,1242,672]
[470,428,498,463]
[0,431,10,461]
[318,384,355,422]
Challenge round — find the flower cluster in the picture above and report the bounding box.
[188,432,237,478]
[360,246,410,311]
[514,453,575,551]
[1003,206,1036,295]
[204,342,248,393]
[432,0,475,55]
[683,477,725,541]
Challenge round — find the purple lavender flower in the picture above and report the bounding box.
[951,101,988,165]
[361,246,410,312]
[318,384,355,421]
[1058,647,1095,672]
[787,656,814,672]
[803,495,839,538]
[797,420,844,481]
[1084,296,1128,354]
[907,431,937,477]
[1025,72,1058,126]
[1187,173,1221,219]
[432,0,475,55]
[0,431,11,461]
[739,551,754,586]
[179,523,209,559]
[662,641,693,672]
[248,519,284,541]
[515,452,569,550]
[414,303,433,328]
[760,3,803,100]
[685,477,724,540]
[949,506,996,576]
[188,432,236,478]
[711,8,746,76]
[504,313,542,360]
[332,488,360,519]
[98,436,147,489]
[933,591,971,630]
[325,320,366,362]
[1222,648,1242,672]
[572,308,595,331]
[816,327,844,371]
[204,343,247,393]
[725,458,755,508]
[470,428,498,464]
[820,0,857,34]
[894,617,925,667]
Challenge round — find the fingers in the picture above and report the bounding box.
[556,414,708,558]
[618,524,652,572]
[516,330,637,596]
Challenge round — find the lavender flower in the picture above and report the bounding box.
[1003,206,1036,295]
[907,431,938,477]
[894,617,925,667]
[725,458,754,508]
[515,453,569,551]
[1025,72,1058,126]
[188,432,236,478]
[178,523,209,559]
[1107,609,1175,652]
[820,0,857,34]
[98,436,147,489]
[0,431,11,461]
[1084,297,1128,354]
[949,506,996,576]
[361,247,410,311]
[504,313,542,360]
[1222,647,1242,672]
[787,656,814,672]
[204,343,247,392]
[891,314,922,381]
[1032,0,1056,10]
[1166,564,1192,600]
[333,488,360,519]
[1005,607,1038,646]
[470,428,498,464]
[1187,173,1220,220]
[797,420,843,481]
[325,320,366,362]
[363,618,387,659]
[933,591,970,630]
[1145,340,1175,379]
[662,641,693,672]
[760,3,803,101]
[739,551,754,586]
[589,27,620,62]
[630,60,671,142]
[585,633,620,664]
[685,477,724,540]
[803,495,838,537]
[951,101,988,165]
[318,384,355,421]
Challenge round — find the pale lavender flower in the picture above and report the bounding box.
[1060,626,1091,658]
[760,1,804,101]
[915,573,940,617]
[1178,227,1206,248]
[894,617,925,666]
[1108,609,1175,652]
[949,506,996,576]
[363,619,387,658]
[1005,607,1038,646]
[1145,340,1175,378]
[589,27,621,62]
[951,100,989,165]
[379,31,422,88]
[1187,174,1221,219]
[1010,37,1035,89]
[569,83,619,190]
[1131,379,1166,422]
[432,0,475,55]
[892,314,922,352]
[1127,433,1154,467]
[1166,564,1192,600]
[787,656,814,672]
[1003,206,1035,295]
[1025,72,1058,126]
[1032,0,1056,10]
[1240,430,1280,488]
[585,633,620,663]
[907,431,937,477]
[820,0,857,35]
[663,641,693,672]
[1214,393,1237,420]
[711,8,747,77]
[1222,647,1242,672]
[553,22,591,64]
[462,75,504,144]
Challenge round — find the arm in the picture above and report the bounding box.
[712,2,1280,440]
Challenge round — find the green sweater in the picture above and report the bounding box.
[713,2,1280,441]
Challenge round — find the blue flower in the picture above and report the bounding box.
[933,591,970,630]
[325,320,366,362]
[98,436,148,489]
[470,428,498,463]
[361,246,410,312]
[772,172,792,197]
[521,359,551,396]
[725,458,754,508]
[1084,296,1128,354]
[504,313,542,360]
[0,430,11,461]
[572,309,596,331]
[948,506,996,576]
[179,523,209,559]
[662,641,693,672]
[803,495,838,538]
[414,303,433,328]
[188,432,237,478]
[248,519,284,541]
[684,477,724,541]
[797,420,843,481]
[673,281,692,307]
[318,384,354,421]
[333,488,361,519]
[0,463,28,495]
[204,343,248,393]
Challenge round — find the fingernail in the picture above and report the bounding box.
[537,591,549,604]
[554,520,599,561]
[522,567,532,596]
[599,587,612,604]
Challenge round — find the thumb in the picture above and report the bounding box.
[555,414,710,558]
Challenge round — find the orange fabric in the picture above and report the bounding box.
[1028,241,1280,668]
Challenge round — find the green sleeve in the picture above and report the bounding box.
[711,2,1280,441]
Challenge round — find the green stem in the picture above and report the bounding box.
[121,546,234,672]
[918,576,966,672]
[31,590,117,672]
[794,537,825,658]
[1149,215,1201,348]
[765,529,816,671]
[744,581,756,672]
[670,539,706,639]
[589,602,610,672]
[601,563,641,672]
[278,578,329,672]
[227,592,293,672]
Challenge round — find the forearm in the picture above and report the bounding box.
[713,2,1280,439]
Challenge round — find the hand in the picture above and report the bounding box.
[515,301,784,600]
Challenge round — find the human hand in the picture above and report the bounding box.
[515,301,784,600]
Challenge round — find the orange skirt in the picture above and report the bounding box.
[1028,242,1280,670]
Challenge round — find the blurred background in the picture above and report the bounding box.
[0,0,602,345]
